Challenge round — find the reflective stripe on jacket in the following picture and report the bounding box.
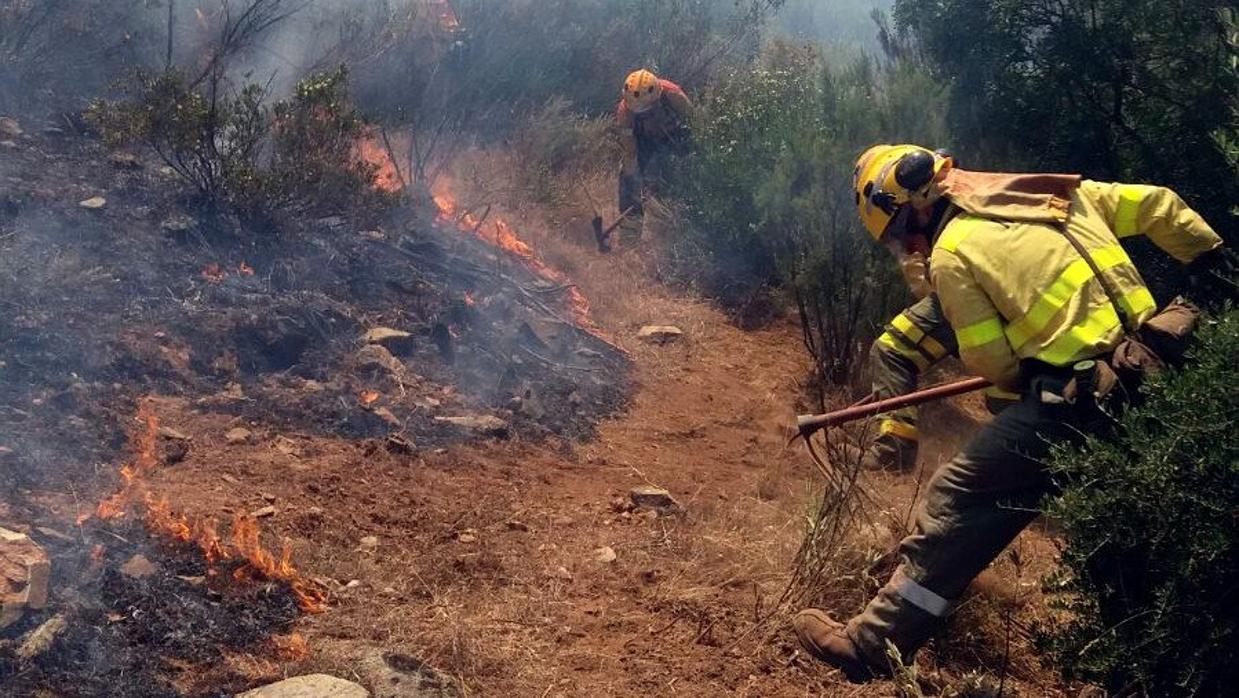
[930,179,1223,390]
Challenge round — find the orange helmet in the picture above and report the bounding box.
[853,144,953,241]
[623,69,664,114]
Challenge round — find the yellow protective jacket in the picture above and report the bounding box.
[929,171,1223,390]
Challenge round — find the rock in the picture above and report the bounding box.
[353,344,403,375]
[262,492,277,503]
[372,407,402,428]
[158,426,192,441]
[434,415,509,439]
[108,152,143,169]
[225,427,253,445]
[629,486,682,516]
[1,527,51,628]
[456,529,477,544]
[385,435,415,455]
[363,327,416,356]
[505,520,529,532]
[160,214,196,234]
[357,536,379,551]
[250,506,277,519]
[222,474,241,485]
[120,554,157,579]
[594,546,617,564]
[0,140,16,150]
[636,325,684,345]
[16,614,67,661]
[237,675,369,698]
[0,117,22,138]
[274,436,302,457]
[356,650,461,698]
[550,566,573,581]
[78,196,107,210]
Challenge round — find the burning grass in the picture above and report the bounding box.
[81,403,328,614]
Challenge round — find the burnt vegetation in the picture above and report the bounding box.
[0,0,1236,697]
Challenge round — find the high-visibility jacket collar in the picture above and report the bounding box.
[939,169,1082,224]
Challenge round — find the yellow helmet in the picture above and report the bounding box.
[853,144,953,241]
[623,69,663,114]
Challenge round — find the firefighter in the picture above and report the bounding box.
[854,146,1018,472]
[793,144,1229,681]
[613,69,693,247]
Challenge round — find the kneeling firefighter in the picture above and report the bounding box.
[793,144,1231,681]
[611,69,693,248]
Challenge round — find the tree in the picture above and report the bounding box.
[894,0,1238,241]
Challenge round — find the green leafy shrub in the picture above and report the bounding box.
[89,66,387,225]
[1041,307,1239,696]
[667,42,948,387]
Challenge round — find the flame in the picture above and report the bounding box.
[358,390,381,406]
[352,134,613,344]
[355,135,404,194]
[202,263,226,283]
[85,404,327,613]
[274,633,310,662]
[238,261,255,276]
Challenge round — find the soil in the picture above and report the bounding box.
[0,128,1079,696]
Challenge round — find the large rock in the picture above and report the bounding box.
[238,675,369,698]
[1,527,51,628]
[637,325,684,345]
[363,327,415,356]
[357,650,460,698]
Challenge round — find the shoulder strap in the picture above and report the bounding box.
[1057,225,1135,335]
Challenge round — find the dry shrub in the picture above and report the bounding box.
[507,98,616,208]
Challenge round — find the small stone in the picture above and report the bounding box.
[225,427,252,445]
[120,554,157,579]
[505,520,530,532]
[372,407,402,428]
[0,140,16,150]
[78,196,107,210]
[160,214,196,234]
[363,327,415,356]
[250,506,277,518]
[0,117,22,138]
[594,546,617,564]
[456,529,477,544]
[345,579,361,589]
[274,436,301,456]
[636,325,684,345]
[158,426,192,441]
[108,152,142,169]
[552,516,573,527]
[237,674,368,698]
[384,435,415,454]
[262,492,277,503]
[16,614,66,661]
[381,586,397,595]
[629,486,682,515]
[358,536,379,551]
[609,497,632,513]
[551,566,573,581]
[222,474,240,485]
[434,415,509,438]
[177,575,206,586]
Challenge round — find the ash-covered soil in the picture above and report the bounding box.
[0,128,631,501]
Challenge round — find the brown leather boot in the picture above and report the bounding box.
[792,609,886,683]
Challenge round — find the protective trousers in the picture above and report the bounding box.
[868,295,955,469]
[846,391,1076,666]
[616,130,686,245]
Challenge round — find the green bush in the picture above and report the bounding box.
[89,66,387,226]
[1041,307,1239,696]
[667,42,948,387]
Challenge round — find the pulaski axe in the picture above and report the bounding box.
[794,376,992,441]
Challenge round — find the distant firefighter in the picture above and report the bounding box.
[794,143,1230,682]
[612,69,693,247]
